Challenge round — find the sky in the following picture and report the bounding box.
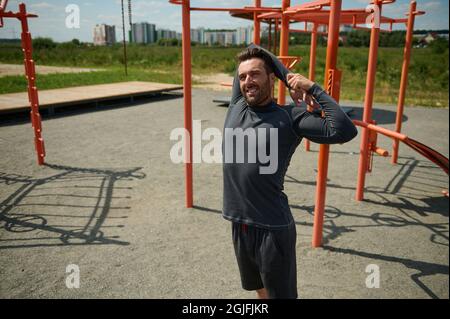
[0,0,448,42]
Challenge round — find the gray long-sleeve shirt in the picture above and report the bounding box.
[222,44,358,229]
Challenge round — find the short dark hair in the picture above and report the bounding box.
[236,47,274,74]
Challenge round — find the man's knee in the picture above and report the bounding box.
[256,288,268,299]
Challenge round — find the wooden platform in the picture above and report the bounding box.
[0,81,183,115]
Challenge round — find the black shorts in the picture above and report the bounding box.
[231,222,297,299]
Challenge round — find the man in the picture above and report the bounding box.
[222,44,358,299]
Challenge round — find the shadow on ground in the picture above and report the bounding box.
[347,105,408,125]
[192,156,448,299]
[0,163,145,249]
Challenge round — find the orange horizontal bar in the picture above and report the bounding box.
[243,6,281,11]
[371,0,395,4]
[257,12,280,19]
[191,7,280,13]
[0,12,37,18]
[255,8,406,25]
[287,0,331,11]
[373,147,389,157]
[353,120,408,141]
[285,6,323,14]
[406,10,425,16]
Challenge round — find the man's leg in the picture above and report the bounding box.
[256,288,269,299]
[259,223,298,299]
[232,222,265,295]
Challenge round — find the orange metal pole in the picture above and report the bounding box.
[308,23,318,85]
[268,19,272,52]
[253,0,261,45]
[19,3,45,165]
[274,18,278,53]
[312,0,342,248]
[356,0,383,201]
[392,1,416,164]
[182,0,193,208]
[277,0,290,105]
[305,22,318,152]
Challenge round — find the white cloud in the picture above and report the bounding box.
[133,0,166,10]
[30,2,56,9]
[422,1,441,9]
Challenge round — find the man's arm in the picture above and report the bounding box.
[290,82,358,144]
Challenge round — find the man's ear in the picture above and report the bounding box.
[269,73,275,86]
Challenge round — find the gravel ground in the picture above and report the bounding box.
[0,88,448,299]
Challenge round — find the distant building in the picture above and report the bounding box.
[340,24,353,33]
[204,30,236,46]
[190,28,205,43]
[224,31,235,46]
[125,23,266,46]
[157,29,177,40]
[312,25,327,33]
[93,24,116,46]
[236,26,253,45]
[419,32,439,45]
[204,31,216,45]
[131,22,156,44]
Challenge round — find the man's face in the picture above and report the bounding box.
[238,58,274,107]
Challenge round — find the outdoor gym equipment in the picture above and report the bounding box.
[0,1,45,165]
[2,1,447,248]
[169,0,448,247]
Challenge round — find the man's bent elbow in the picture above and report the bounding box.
[326,124,358,144]
[337,124,358,144]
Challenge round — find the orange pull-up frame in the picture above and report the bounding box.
[170,0,428,248]
[170,0,279,207]
[312,0,342,248]
[355,0,384,201]
[392,1,424,164]
[0,2,45,165]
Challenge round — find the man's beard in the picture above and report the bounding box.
[242,79,272,107]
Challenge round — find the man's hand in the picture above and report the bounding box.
[287,73,314,92]
[287,73,315,107]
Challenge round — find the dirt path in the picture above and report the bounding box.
[0,63,102,77]
[193,73,233,91]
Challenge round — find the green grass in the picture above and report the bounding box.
[0,44,448,107]
[0,67,182,93]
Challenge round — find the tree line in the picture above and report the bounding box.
[1,29,447,50]
[285,30,448,49]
